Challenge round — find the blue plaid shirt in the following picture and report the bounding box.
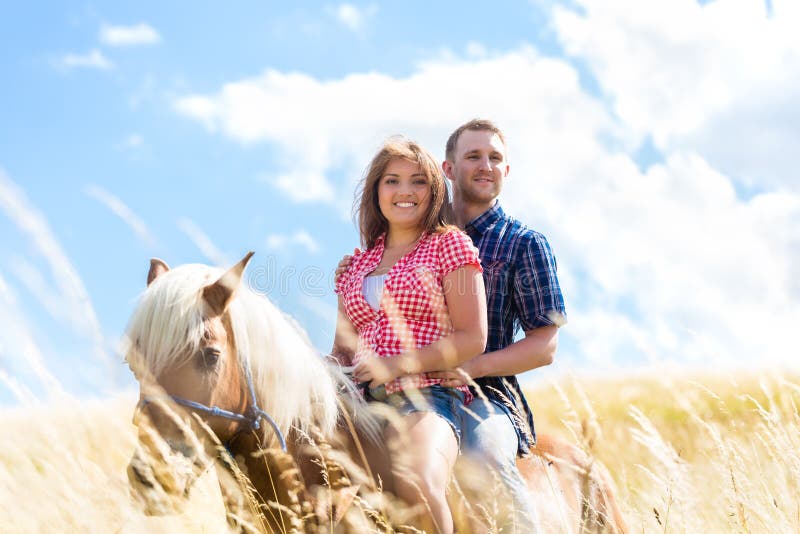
[465,201,567,455]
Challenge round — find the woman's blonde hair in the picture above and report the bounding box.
[355,137,453,249]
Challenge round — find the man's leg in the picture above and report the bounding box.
[461,398,538,533]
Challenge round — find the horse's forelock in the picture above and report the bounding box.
[126,264,218,377]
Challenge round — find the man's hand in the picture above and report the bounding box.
[334,248,361,284]
[352,354,401,388]
[429,367,473,388]
[429,357,480,387]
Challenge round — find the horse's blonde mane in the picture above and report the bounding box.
[125,263,341,440]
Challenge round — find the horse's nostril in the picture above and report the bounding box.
[129,463,155,489]
[166,439,196,459]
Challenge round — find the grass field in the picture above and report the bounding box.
[533,369,800,533]
[1,369,797,533]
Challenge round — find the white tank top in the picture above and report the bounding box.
[362,274,387,311]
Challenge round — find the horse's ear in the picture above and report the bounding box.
[202,251,255,316]
[147,258,170,286]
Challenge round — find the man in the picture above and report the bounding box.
[431,118,567,529]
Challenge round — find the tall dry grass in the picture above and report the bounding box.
[532,369,800,533]
[0,394,231,533]
[1,370,797,533]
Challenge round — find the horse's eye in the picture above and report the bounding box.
[198,348,221,369]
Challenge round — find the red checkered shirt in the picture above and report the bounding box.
[335,229,482,399]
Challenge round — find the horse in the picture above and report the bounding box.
[124,252,628,533]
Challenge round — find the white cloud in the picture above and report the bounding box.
[177,217,230,267]
[173,47,612,209]
[57,49,114,71]
[551,0,800,191]
[269,169,335,203]
[0,171,109,371]
[174,96,219,131]
[99,23,161,47]
[266,230,320,254]
[172,7,800,370]
[333,3,378,33]
[85,184,154,245]
[507,145,800,368]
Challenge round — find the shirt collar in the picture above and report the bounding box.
[464,200,504,238]
[365,233,387,263]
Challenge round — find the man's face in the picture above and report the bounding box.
[444,129,509,206]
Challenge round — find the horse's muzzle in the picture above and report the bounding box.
[126,427,212,516]
[127,447,190,515]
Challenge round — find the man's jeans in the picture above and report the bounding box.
[460,397,539,532]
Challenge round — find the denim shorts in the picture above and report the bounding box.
[365,384,465,446]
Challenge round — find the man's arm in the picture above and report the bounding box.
[436,228,566,386]
[429,325,557,387]
[334,248,360,284]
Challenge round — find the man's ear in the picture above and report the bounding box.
[442,160,455,181]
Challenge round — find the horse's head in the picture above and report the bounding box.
[125,252,255,514]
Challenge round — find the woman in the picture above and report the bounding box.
[332,137,487,533]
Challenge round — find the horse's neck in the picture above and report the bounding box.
[225,430,310,512]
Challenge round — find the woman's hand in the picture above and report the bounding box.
[352,354,401,388]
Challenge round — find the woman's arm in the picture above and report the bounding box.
[353,264,487,387]
[330,295,358,367]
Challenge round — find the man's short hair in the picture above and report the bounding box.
[445,119,507,162]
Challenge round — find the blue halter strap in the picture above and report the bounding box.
[140,363,287,452]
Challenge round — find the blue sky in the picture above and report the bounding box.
[1,0,798,405]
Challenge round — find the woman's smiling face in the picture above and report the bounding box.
[377,157,432,232]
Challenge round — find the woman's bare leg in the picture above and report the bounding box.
[386,411,459,533]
